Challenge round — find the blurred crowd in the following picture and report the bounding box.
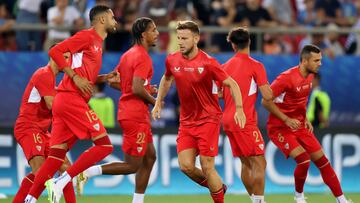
[2,0,360,55]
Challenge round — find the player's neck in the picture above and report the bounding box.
[49,63,59,76]
[236,48,249,55]
[184,47,199,60]
[93,26,108,40]
[299,64,310,78]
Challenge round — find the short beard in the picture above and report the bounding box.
[106,26,117,34]
[182,45,194,57]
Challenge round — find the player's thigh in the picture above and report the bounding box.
[176,125,197,155]
[119,120,152,157]
[228,128,265,157]
[268,127,302,158]
[15,128,48,162]
[178,148,197,169]
[54,93,107,141]
[296,129,323,155]
[50,115,77,150]
[196,122,221,157]
[29,156,46,174]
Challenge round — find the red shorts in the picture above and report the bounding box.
[119,120,153,157]
[225,127,265,157]
[177,122,220,157]
[14,123,50,161]
[50,92,107,148]
[268,127,322,158]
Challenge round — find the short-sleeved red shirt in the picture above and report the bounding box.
[49,28,104,102]
[165,50,228,126]
[222,53,268,131]
[15,65,56,132]
[116,45,153,124]
[267,66,314,128]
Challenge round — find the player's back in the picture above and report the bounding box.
[15,66,55,132]
[267,66,314,128]
[222,53,268,131]
[117,45,153,123]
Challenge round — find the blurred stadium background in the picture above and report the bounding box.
[1,0,360,202]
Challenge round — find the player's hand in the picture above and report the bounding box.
[284,117,301,130]
[305,119,313,133]
[73,75,93,95]
[106,71,120,83]
[149,84,158,95]
[234,108,246,128]
[151,101,163,120]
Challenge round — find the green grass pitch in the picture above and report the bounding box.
[3,193,360,203]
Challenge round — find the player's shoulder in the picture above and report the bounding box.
[166,51,182,61]
[32,66,53,81]
[199,50,220,67]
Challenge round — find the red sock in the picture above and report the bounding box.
[314,155,343,196]
[13,173,35,203]
[63,181,76,203]
[28,148,67,198]
[67,136,113,178]
[197,178,209,188]
[294,152,310,193]
[210,187,224,203]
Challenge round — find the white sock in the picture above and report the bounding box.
[252,195,265,203]
[55,171,71,190]
[295,191,305,199]
[249,194,254,201]
[336,194,347,203]
[132,193,145,203]
[24,195,37,203]
[85,165,102,178]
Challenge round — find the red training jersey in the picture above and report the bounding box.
[222,53,268,131]
[49,28,104,102]
[15,65,56,133]
[165,50,228,126]
[267,66,314,128]
[116,45,153,124]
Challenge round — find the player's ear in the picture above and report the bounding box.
[194,33,200,44]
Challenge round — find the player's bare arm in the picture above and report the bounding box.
[43,96,54,110]
[222,76,246,128]
[305,117,314,132]
[62,67,93,95]
[152,75,173,120]
[259,84,273,101]
[261,98,301,130]
[96,71,118,83]
[132,76,156,105]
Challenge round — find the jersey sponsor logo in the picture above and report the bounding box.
[93,123,100,131]
[93,45,100,52]
[36,145,42,152]
[174,67,181,72]
[184,67,194,72]
[197,67,204,74]
[137,146,143,153]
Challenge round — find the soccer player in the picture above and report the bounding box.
[13,53,76,203]
[262,44,350,203]
[152,20,246,203]
[221,27,272,203]
[79,17,159,203]
[24,5,117,203]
